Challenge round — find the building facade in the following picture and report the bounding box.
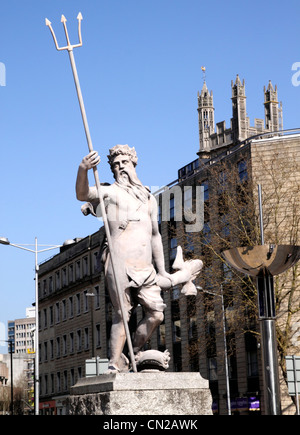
[5,309,35,413]
[7,309,35,355]
[38,76,300,415]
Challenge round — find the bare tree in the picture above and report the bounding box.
[175,147,300,411]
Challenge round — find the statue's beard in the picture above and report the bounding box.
[114,168,149,203]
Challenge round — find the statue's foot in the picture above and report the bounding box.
[105,363,120,374]
[105,353,130,374]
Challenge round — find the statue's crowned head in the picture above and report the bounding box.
[107,144,138,169]
[107,144,149,203]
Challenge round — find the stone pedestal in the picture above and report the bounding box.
[67,372,212,415]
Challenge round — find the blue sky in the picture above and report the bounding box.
[1,0,300,352]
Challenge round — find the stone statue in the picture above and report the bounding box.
[76,145,203,372]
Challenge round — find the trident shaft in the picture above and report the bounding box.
[45,13,137,373]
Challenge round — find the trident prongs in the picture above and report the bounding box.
[45,12,83,52]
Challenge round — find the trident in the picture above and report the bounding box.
[45,13,137,373]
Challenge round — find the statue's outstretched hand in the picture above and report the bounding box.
[81,150,100,170]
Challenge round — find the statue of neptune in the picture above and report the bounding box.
[76,145,202,372]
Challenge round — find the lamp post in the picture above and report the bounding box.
[0,236,75,415]
[222,244,300,414]
[197,285,231,415]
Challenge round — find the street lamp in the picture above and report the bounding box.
[223,244,300,415]
[197,285,231,415]
[0,236,75,415]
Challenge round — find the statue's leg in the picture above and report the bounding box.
[132,283,165,352]
[105,258,132,371]
[109,309,129,369]
[133,309,164,353]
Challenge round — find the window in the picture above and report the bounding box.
[44,342,48,361]
[94,286,100,309]
[68,264,74,283]
[188,316,197,341]
[171,300,181,343]
[208,357,217,381]
[247,351,258,377]
[76,293,81,315]
[84,327,89,350]
[83,290,89,312]
[202,221,211,245]
[69,296,74,318]
[70,368,75,387]
[202,180,209,202]
[50,374,54,393]
[63,335,67,355]
[69,332,74,353]
[56,372,61,392]
[172,319,181,342]
[62,299,67,321]
[43,309,47,328]
[77,329,81,352]
[184,186,193,212]
[83,256,88,276]
[56,337,60,358]
[50,340,54,359]
[218,170,227,194]
[44,374,48,395]
[96,324,101,348]
[170,238,177,260]
[43,279,47,296]
[62,267,67,287]
[93,252,99,273]
[220,214,230,238]
[63,370,68,391]
[170,196,175,220]
[49,276,53,293]
[171,285,180,300]
[76,260,81,280]
[238,160,248,182]
[55,271,60,290]
[185,232,194,253]
[55,302,60,323]
[158,204,162,225]
[49,306,53,326]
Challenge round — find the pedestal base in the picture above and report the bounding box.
[68,372,212,415]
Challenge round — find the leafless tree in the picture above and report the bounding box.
[175,149,300,409]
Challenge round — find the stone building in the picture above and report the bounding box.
[167,130,300,415]
[8,309,36,355]
[38,76,300,414]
